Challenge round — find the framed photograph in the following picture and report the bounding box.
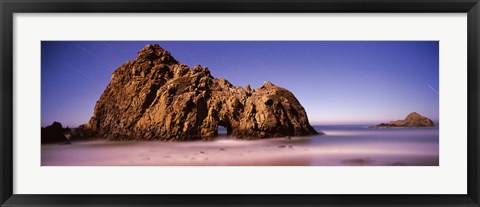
[1,0,479,206]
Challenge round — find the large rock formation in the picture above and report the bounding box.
[374,112,434,128]
[77,44,317,141]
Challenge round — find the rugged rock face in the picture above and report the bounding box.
[374,112,435,128]
[71,124,95,139]
[41,121,71,144]
[78,44,317,141]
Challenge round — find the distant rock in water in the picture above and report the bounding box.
[373,112,434,128]
[77,44,318,141]
[41,121,71,144]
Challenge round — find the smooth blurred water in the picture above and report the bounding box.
[42,125,439,166]
[313,125,438,142]
[304,125,439,165]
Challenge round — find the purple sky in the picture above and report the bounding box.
[41,41,439,127]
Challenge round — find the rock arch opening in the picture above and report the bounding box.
[216,120,232,137]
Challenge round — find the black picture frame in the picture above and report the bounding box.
[1,0,479,206]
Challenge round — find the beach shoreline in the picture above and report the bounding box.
[41,127,439,166]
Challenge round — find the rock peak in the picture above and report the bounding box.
[136,44,178,64]
[137,44,163,56]
[261,81,276,89]
[406,112,421,118]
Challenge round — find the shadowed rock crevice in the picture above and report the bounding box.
[76,44,318,141]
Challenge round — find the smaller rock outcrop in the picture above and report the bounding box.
[373,112,434,128]
[41,121,71,144]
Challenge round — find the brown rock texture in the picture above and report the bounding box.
[374,112,435,128]
[71,124,95,139]
[78,44,318,141]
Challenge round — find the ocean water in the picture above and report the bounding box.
[311,125,438,145]
[307,125,439,165]
[41,125,439,166]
